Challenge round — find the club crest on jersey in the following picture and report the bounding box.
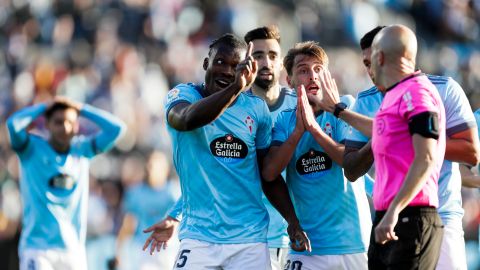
[210,134,248,163]
[323,122,333,138]
[296,149,332,179]
[167,88,180,102]
[244,115,254,134]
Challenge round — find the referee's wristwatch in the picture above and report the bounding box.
[333,102,347,118]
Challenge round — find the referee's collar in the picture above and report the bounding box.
[385,70,423,93]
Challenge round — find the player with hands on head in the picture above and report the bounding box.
[262,41,371,270]
[143,33,309,270]
[6,95,125,270]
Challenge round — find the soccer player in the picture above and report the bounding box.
[244,25,297,270]
[262,41,371,270]
[340,26,479,270]
[459,109,480,188]
[6,96,125,270]
[115,151,179,269]
[143,34,309,269]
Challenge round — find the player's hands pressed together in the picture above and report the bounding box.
[234,42,257,91]
[298,85,321,133]
[287,221,312,252]
[374,210,399,245]
[142,216,179,255]
[294,85,306,134]
[315,69,340,113]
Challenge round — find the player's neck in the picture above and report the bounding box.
[48,139,70,153]
[252,84,281,106]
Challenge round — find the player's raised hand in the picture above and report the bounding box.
[294,86,306,134]
[142,216,179,255]
[234,42,257,91]
[287,222,311,252]
[317,69,340,113]
[298,85,321,133]
[51,96,83,111]
[374,210,399,245]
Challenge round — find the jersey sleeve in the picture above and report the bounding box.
[164,84,200,121]
[271,109,295,147]
[442,79,476,136]
[336,95,355,143]
[345,95,373,149]
[399,86,440,121]
[255,101,273,150]
[168,197,183,221]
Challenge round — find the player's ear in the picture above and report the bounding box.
[286,75,293,88]
[379,51,384,66]
[203,58,209,71]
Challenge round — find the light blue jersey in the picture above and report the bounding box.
[165,83,272,244]
[272,95,371,255]
[262,87,297,248]
[345,75,477,228]
[124,182,179,243]
[6,104,125,253]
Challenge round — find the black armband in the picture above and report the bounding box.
[408,111,439,139]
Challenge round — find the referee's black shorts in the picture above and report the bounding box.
[368,206,444,270]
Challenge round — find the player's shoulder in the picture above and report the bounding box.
[242,90,267,104]
[340,94,355,107]
[172,83,204,95]
[357,86,380,99]
[426,74,450,86]
[281,86,297,97]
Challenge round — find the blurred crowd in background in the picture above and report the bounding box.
[0,0,479,269]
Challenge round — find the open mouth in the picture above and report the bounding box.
[306,84,320,95]
[215,78,233,89]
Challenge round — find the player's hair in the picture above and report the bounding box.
[208,33,247,56]
[360,26,386,50]
[45,101,79,120]
[244,25,281,44]
[283,41,328,76]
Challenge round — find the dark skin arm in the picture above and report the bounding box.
[258,149,311,252]
[343,141,374,182]
[168,43,257,131]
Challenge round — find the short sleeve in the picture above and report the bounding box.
[345,90,381,148]
[255,102,273,150]
[164,84,201,121]
[271,109,295,147]
[442,79,476,136]
[336,95,355,143]
[399,86,439,120]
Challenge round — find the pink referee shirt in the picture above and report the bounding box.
[372,72,446,211]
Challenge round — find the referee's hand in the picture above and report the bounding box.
[374,210,399,244]
[287,222,312,252]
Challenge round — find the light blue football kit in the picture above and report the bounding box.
[272,95,371,256]
[260,87,297,249]
[345,75,476,269]
[165,83,273,244]
[6,103,124,266]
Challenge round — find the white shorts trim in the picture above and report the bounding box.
[285,253,367,270]
[173,239,271,269]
